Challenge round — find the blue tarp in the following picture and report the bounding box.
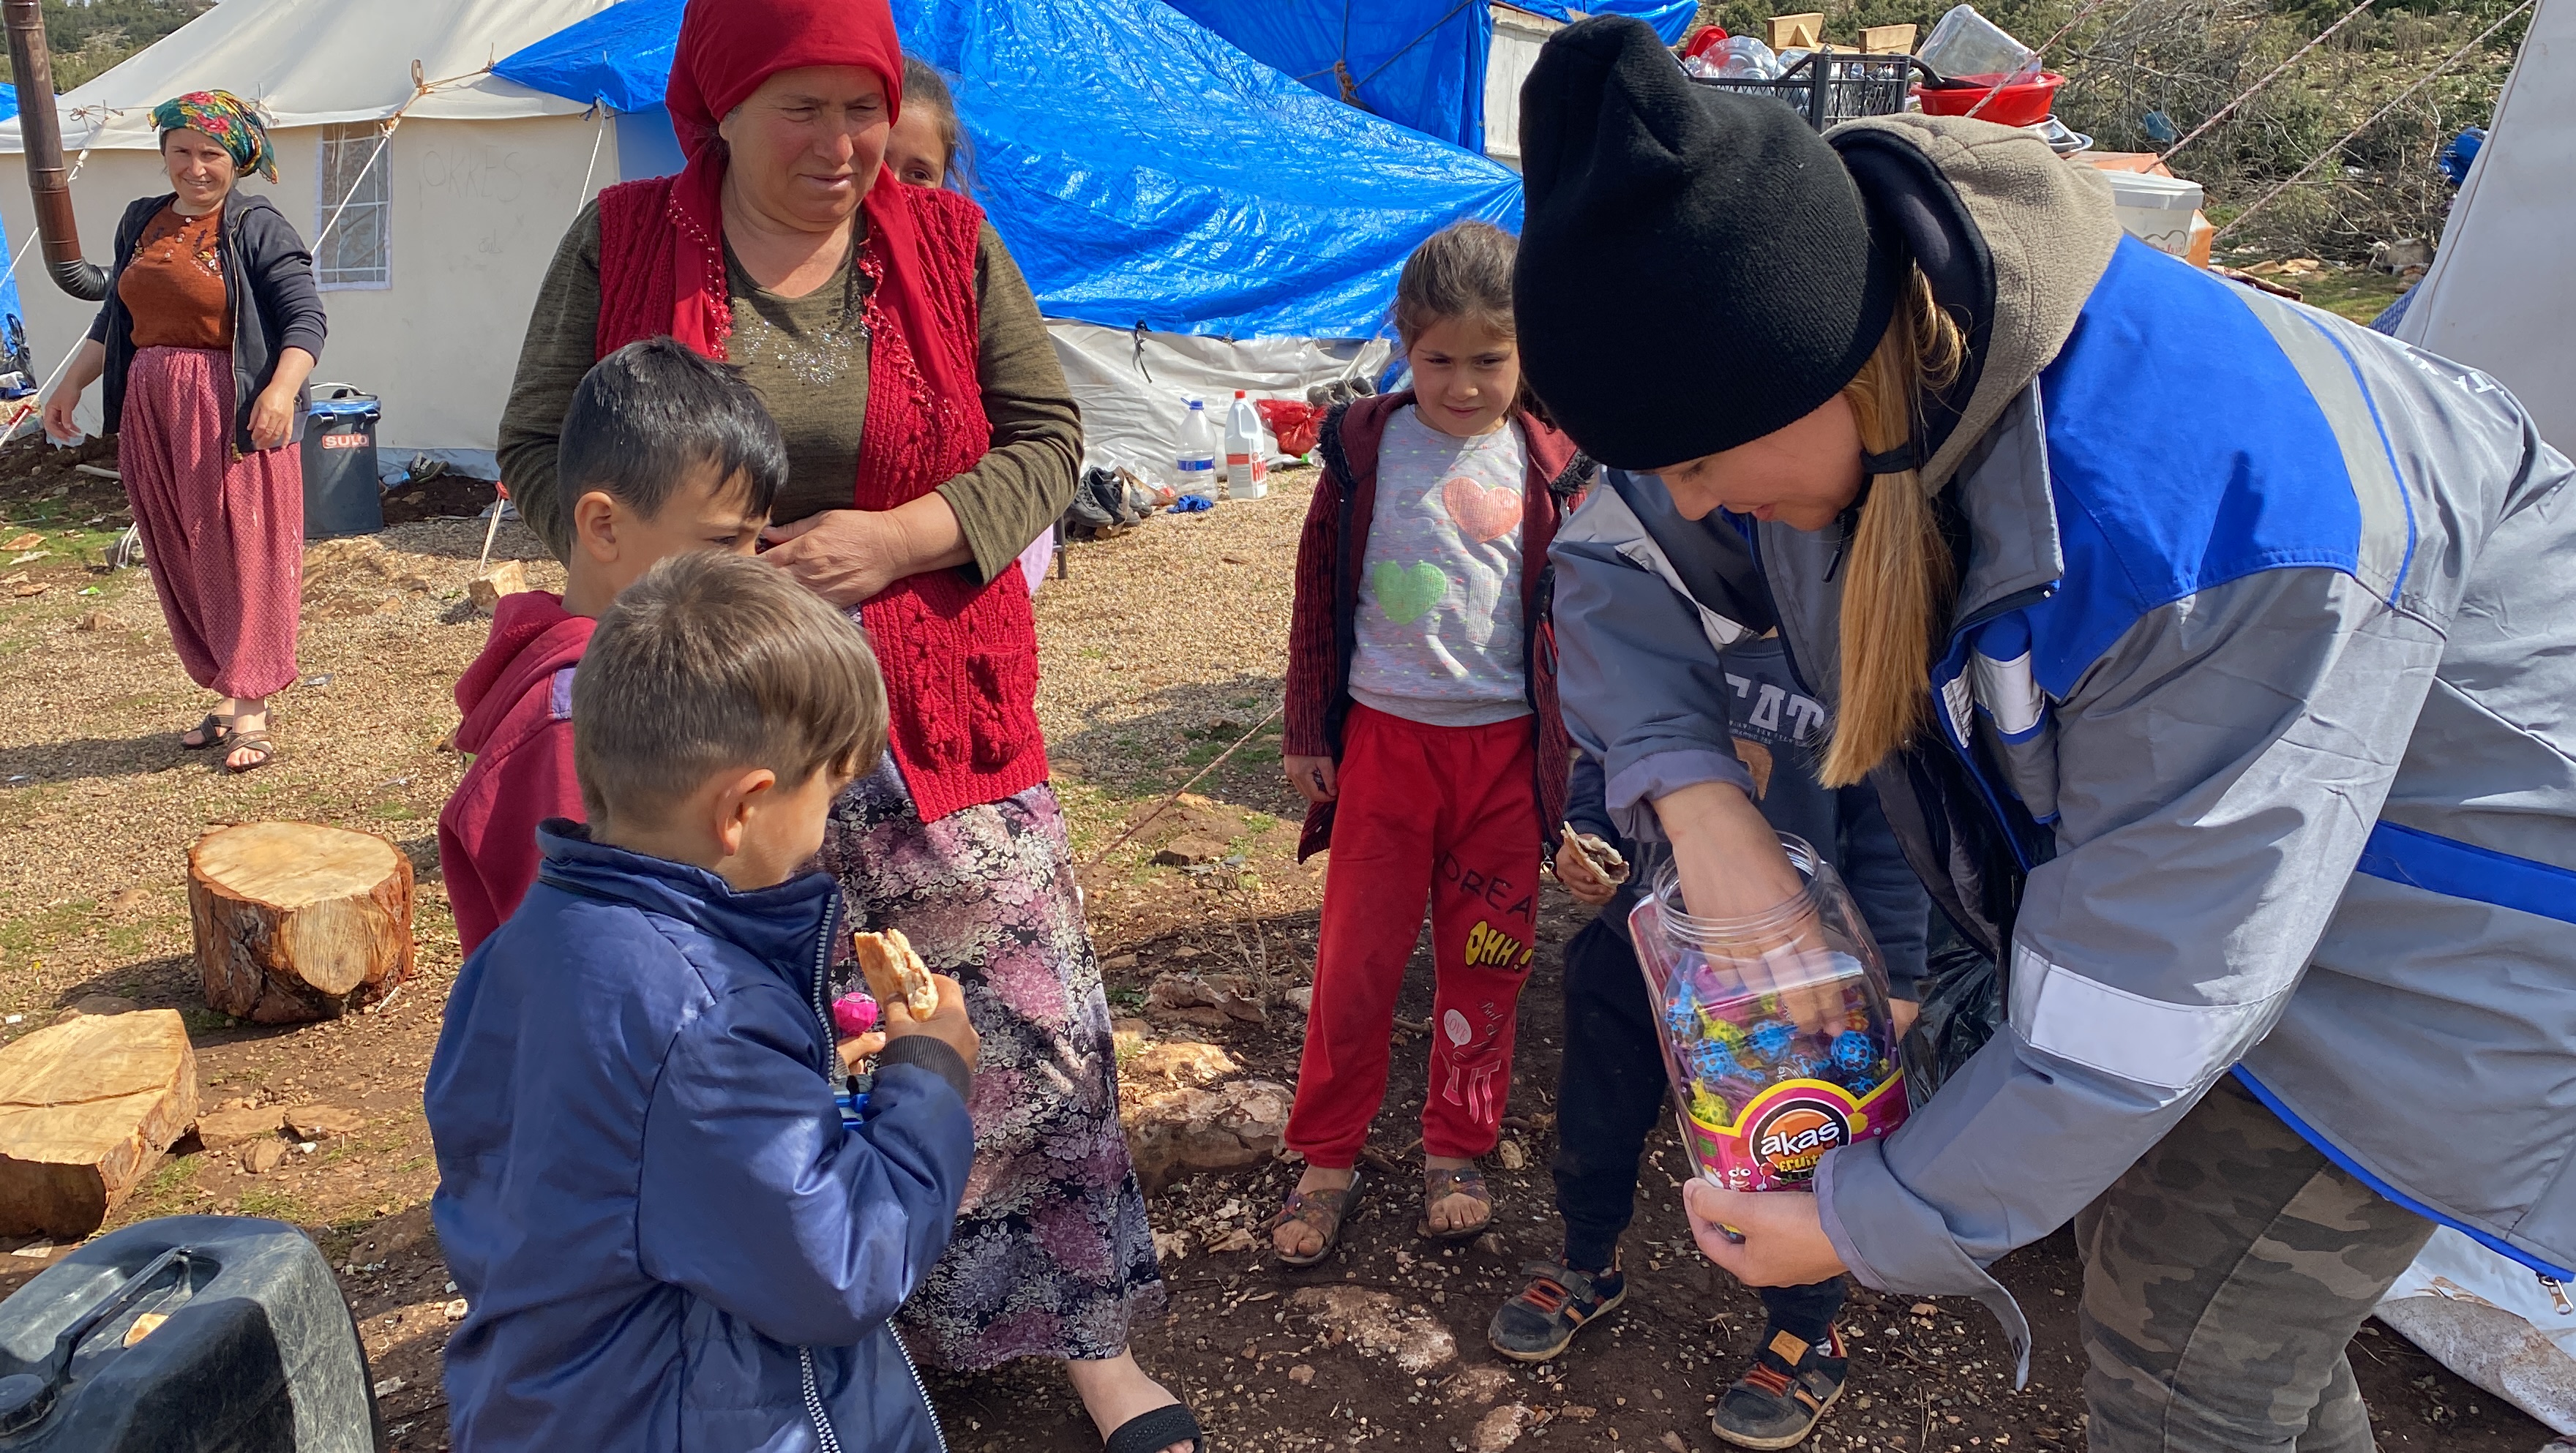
[0,84,17,125]
[1164,0,1694,151]
[494,0,1523,338]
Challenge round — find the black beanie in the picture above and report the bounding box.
[1512,16,1902,471]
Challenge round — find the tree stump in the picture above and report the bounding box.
[189,822,414,1024]
[0,1010,198,1238]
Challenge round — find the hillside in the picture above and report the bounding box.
[1,0,214,97]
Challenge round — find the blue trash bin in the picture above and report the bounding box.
[299,388,383,538]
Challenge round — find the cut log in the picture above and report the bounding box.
[0,1010,198,1238]
[189,822,414,1024]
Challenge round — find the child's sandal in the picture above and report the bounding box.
[1417,1165,1492,1242]
[1268,1170,1364,1268]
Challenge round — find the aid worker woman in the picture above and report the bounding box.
[1513,18,2576,1452]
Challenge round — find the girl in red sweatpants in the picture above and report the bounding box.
[1272,221,1590,1264]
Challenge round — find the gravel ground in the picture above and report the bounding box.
[0,455,2550,1452]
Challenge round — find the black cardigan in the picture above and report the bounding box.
[86,190,329,453]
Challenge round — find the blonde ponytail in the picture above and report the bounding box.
[1819,273,1966,789]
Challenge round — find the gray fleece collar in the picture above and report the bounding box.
[1826,115,2124,494]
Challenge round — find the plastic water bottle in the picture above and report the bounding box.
[1225,391,1269,500]
[1176,399,1219,500]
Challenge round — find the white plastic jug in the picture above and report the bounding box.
[1176,399,1218,499]
[1224,391,1268,500]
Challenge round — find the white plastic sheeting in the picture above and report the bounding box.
[2376,1229,2576,1435]
[0,0,618,156]
[2396,0,2572,451]
[1048,321,1390,488]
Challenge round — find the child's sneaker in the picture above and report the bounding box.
[1710,1324,1848,1449]
[1486,1258,1626,1362]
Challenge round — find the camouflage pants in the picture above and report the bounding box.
[2075,1075,2434,1452]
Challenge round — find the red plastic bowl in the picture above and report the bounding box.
[1914,71,2064,128]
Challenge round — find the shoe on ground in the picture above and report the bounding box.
[1711,1324,1849,1450]
[1486,1258,1626,1363]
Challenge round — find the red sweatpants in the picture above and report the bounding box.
[1287,703,1542,1166]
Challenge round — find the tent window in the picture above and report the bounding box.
[314,124,391,290]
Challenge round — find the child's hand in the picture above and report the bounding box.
[1284,754,1338,805]
[883,972,980,1071]
[1552,840,1618,906]
[836,1032,887,1073]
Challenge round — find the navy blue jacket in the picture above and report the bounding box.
[426,823,975,1452]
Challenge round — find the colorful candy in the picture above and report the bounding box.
[1689,1040,1747,1084]
[1748,1020,1797,1062]
[1830,1030,1877,1073]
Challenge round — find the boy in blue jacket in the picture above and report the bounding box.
[427,549,981,1452]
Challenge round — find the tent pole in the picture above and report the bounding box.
[2,0,105,301]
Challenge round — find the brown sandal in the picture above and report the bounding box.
[221,732,277,774]
[1418,1165,1492,1242]
[179,713,233,750]
[1268,1169,1364,1268]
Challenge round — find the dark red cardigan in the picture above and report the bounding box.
[1284,391,1592,862]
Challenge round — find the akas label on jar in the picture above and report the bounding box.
[1685,1075,1908,1190]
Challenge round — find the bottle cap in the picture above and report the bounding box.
[1235,389,1247,397]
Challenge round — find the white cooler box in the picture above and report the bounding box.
[2104,170,2206,260]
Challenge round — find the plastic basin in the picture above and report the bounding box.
[1915,71,2063,127]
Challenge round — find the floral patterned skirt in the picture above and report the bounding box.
[821,760,1166,1369]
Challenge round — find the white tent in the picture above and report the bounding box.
[0,0,626,469]
[2395,0,2572,452]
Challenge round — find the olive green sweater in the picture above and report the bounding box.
[496,200,1081,582]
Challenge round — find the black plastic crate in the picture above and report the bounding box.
[1690,50,1936,131]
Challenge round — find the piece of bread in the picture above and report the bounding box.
[1560,822,1632,885]
[851,928,940,1020]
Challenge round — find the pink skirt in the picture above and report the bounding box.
[120,346,302,700]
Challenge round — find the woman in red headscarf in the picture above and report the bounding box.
[494,4,1199,1451]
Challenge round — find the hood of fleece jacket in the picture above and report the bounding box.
[452,592,593,756]
[1825,115,2124,493]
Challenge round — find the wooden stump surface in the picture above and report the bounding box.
[0,1009,198,1238]
[190,822,414,1024]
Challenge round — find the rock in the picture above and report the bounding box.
[1150,1228,1191,1262]
[1146,974,1217,1010]
[1445,1366,1516,1405]
[1153,837,1227,868]
[1102,953,1139,970]
[194,1105,288,1149]
[50,994,139,1025]
[1123,1078,1292,1196]
[282,1105,364,1141]
[1910,1302,1937,1315]
[1474,1231,1506,1258]
[0,1010,198,1238]
[1469,1402,1535,1452]
[1169,945,1204,961]
[74,611,111,631]
[1289,1287,1458,1375]
[1150,1006,1235,1030]
[1496,1138,1527,1171]
[1559,1405,1598,1421]
[241,1138,288,1174]
[1663,1433,1689,1453]
[189,822,415,1023]
[1123,1041,1240,1087]
[443,1298,468,1321]
[1209,1227,1257,1254]
[2370,237,2434,274]
[466,560,528,615]
[213,1097,259,1113]
[1287,1364,1314,1386]
[1281,985,1313,1015]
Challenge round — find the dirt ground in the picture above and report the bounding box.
[0,437,2550,1452]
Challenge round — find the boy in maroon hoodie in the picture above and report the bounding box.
[440,339,787,952]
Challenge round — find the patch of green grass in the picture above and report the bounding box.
[121,1155,202,1222]
[236,1188,312,1225]
[394,1155,433,1175]
[371,802,419,822]
[2288,266,2408,325]
[0,899,96,955]
[1107,986,1147,1012]
[179,1007,239,1035]
[1242,812,1280,835]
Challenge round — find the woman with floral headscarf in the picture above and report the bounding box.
[494,1,1198,1450]
[42,90,326,774]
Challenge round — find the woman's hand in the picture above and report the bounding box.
[1553,838,1618,906]
[248,383,299,451]
[1656,781,1842,1032]
[1685,1179,1849,1286]
[1284,754,1337,806]
[40,385,83,445]
[763,492,976,608]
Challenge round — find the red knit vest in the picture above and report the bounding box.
[591,176,1049,822]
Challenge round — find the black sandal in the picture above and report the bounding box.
[1104,1401,1207,1453]
[179,713,233,750]
[222,732,278,774]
